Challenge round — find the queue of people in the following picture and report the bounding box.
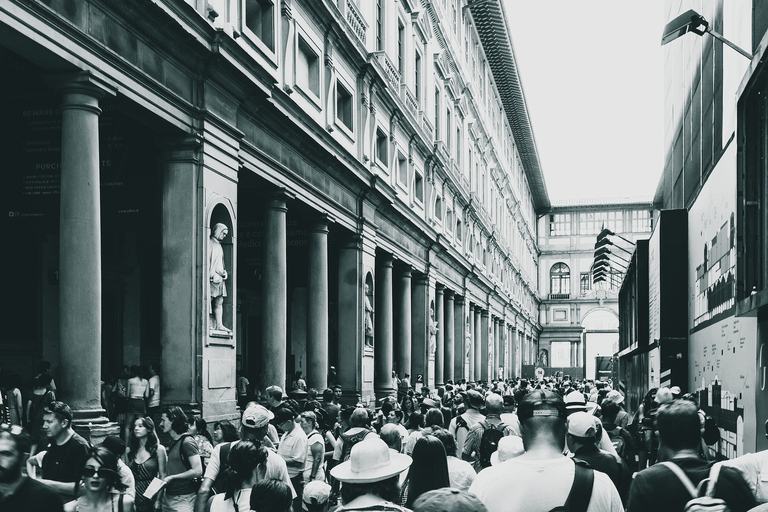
[3,375,768,512]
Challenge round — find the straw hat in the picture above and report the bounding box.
[330,438,412,484]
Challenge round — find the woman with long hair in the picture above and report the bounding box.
[212,420,239,445]
[25,374,56,455]
[209,440,269,512]
[398,435,450,508]
[126,416,167,512]
[65,446,135,512]
[188,416,214,467]
[399,395,417,427]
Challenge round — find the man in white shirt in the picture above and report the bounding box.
[194,404,294,512]
[448,390,485,456]
[274,407,307,511]
[147,364,161,421]
[469,389,622,512]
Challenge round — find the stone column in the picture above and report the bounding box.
[261,193,288,390]
[375,255,394,397]
[474,307,482,382]
[338,236,364,399]
[444,290,455,384]
[454,296,465,381]
[468,304,475,382]
[395,265,413,379]
[434,285,445,386]
[494,318,500,380]
[307,217,329,391]
[480,310,490,382]
[57,74,114,427]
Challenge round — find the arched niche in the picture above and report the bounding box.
[209,203,234,337]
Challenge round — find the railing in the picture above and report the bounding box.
[400,84,419,116]
[421,115,434,140]
[549,293,570,300]
[372,51,401,91]
[343,0,367,45]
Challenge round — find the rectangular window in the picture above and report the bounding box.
[297,36,320,97]
[398,153,407,185]
[376,129,388,167]
[414,52,421,105]
[434,88,441,139]
[580,273,591,294]
[579,211,623,235]
[397,21,405,74]
[445,108,451,147]
[630,210,652,232]
[336,80,353,130]
[376,0,384,51]
[245,0,274,51]
[414,170,424,203]
[549,214,571,236]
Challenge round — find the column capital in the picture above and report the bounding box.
[310,214,334,233]
[47,71,117,99]
[378,253,394,268]
[444,289,455,299]
[454,294,464,305]
[481,309,490,318]
[435,283,445,294]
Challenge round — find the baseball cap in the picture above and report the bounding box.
[567,412,598,438]
[302,480,331,511]
[242,404,273,429]
[517,389,566,421]
[411,488,488,512]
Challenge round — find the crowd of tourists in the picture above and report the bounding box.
[2,372,768,511]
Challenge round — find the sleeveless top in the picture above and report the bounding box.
[74,494,124,512]
[130,453,159,512]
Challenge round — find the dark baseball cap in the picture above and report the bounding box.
[517,389,566,421]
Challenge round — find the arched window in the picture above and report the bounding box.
[550,263,570,295]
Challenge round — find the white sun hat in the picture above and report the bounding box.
[330,437,412,484]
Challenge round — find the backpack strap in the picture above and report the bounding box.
[660,462,698,498]
[704,463,722,497]
[564,461,594,512]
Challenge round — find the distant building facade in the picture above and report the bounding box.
[536,198,653,381]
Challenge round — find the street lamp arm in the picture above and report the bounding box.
[707,27,753,60]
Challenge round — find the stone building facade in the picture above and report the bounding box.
[0,0,546,433]
[536,198,653,381]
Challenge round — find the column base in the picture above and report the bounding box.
[374,386,396,404]
[71,410,119,446]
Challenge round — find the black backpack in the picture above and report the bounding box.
[478,420,506,468]
[211,441,232,495]
[605,424,635,468]
[340,428,371,461]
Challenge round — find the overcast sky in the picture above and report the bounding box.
[503,1,665,202]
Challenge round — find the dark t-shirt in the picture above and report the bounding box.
[166,434,199,495]
[628,457,757,512]
[42,432,90,483]
[0,476,64,512]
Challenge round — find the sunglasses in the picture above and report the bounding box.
[82,467,118,479]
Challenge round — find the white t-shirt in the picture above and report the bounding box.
[718,450,768,504]
[148,375,160,408]
[209,488,251,512]
[448,408,485,456]
[469,455,622,512]
[278,426,308,478]
[203,441,297,499]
